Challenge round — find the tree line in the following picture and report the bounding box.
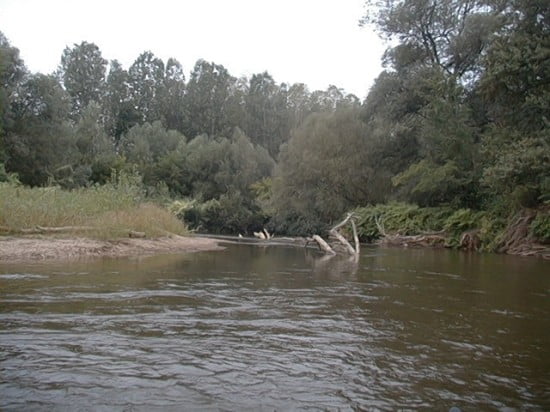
[1,0,548,237]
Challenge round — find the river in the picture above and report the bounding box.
[1,243,549,410]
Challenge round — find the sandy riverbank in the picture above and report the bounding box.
[0,235,223,263]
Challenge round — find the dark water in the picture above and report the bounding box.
[1,244,549,411]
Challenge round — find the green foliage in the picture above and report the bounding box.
[0,166,145,226]
[1,2,547,242]
[128,51,165,123]
[177,193,266,234]
[354,202,498,249]
[479,0,550,134]
[184,60,234,138]
[58,41,107,117]
[530,213,550,244]
[443,209,485,235]
[3,71,78,186]
[354,203,454,241]
[168,198,197,220]
[159,58,187,132]
[0,32,27,136]
[271,108,377,235]
[104,60,139,139]
[120,121,185,164]
[442,208,486,247]
[479,216,507,252]
[393,160,463,207]
[362,0,505,80]
[481,131,550,207]
[0,180,186,239]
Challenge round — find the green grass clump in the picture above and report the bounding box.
[0,181,187,239]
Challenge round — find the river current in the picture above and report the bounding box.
[1,243,549,410]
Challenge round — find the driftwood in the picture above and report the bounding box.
[311,234,336,255]
[460,229,481,251]
[253,228,272,240]
[1,225,153,240]
[309,214,360,257]
[375,216,446,248]
[0,225,97,235]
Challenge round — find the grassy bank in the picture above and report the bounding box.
[353,202,550,257]
[0,181,187,239]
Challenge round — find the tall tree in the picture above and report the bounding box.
[104,60,139,140]
[184,59,234,138]
[5,74,76,186]
[362,0,507,82]
[392,77,480,207]
[271,108,374,234]
[158,57,186,132]
[286,83,312,130]
[479,0,550,206]
[245,72,282,155]
[0,32,27,164]
[58,41,107,117]
[128,51,165,123]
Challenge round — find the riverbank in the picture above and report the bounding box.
[0,235,223,263]
[353,203,550,259]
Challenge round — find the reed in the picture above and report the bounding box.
[0,182,187,239]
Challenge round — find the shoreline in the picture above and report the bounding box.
[0,235,224,263]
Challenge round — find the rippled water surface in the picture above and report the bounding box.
[1,244,549,410]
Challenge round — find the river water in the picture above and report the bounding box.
[1,243,549,410]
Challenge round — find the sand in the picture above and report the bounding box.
[0,235,223,263]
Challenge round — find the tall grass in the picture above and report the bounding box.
[0,181,187,239]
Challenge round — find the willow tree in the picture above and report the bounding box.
[271,108,376,234]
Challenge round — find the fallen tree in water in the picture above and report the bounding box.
[308,213,360,258]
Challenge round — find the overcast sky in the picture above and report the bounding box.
[0,0,385,99]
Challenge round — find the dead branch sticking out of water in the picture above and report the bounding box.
[308,214,360,258]
[253,228,272,240]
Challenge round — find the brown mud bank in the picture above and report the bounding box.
[0,235,223,263]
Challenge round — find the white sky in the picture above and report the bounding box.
[0,0,385,99]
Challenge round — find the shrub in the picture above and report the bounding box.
[530,213,550,244]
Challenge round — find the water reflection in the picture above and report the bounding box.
[1,244,549,410]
